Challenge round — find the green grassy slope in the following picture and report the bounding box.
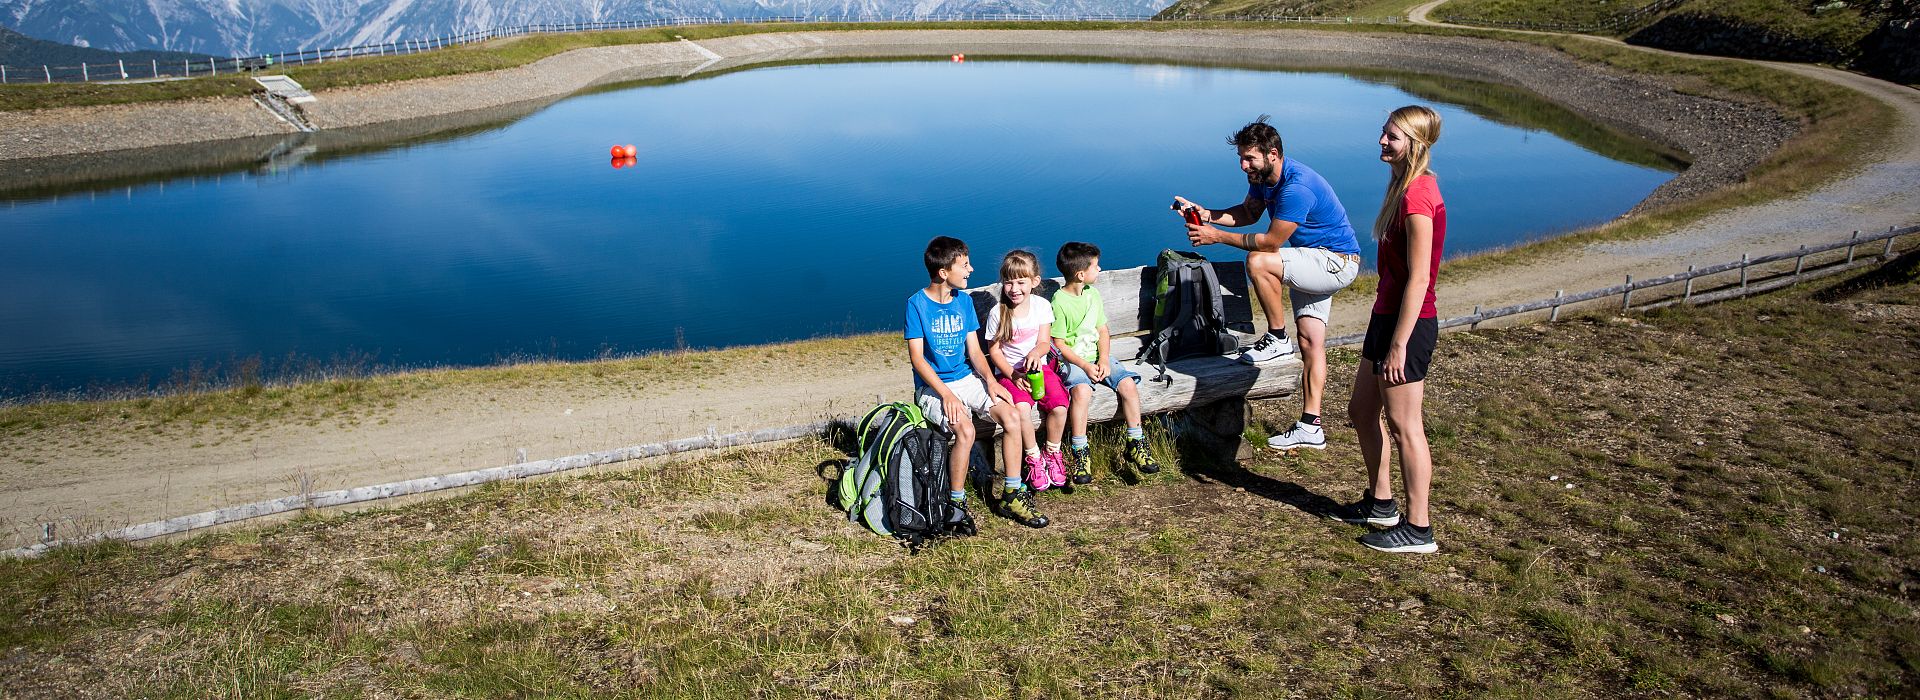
[3,252,1916,696]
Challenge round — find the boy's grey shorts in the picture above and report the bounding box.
[1275,246,1361,324]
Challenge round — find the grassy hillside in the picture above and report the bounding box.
[2,251,1916,696]
[1438,0,1915,80]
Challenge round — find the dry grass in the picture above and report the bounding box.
[2,254,1915,697]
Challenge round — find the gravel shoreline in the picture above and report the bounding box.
[0,29,1795,209]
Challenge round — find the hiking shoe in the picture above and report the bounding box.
[1327,495,1401,527]
[1266,422,1327,451]
[945,498,979,537]
[1044,450,1068,487]
[1360,522,1437,554]
[1025,452,1053,491]
[1067,445,1093,485]
[1237,331,1295,364]
[1126,437,1161,474]
[999,487,1050,528]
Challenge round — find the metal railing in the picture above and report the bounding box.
[1329,224,1918,346]
[0,14,1402,85]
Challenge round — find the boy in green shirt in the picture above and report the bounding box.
[1051,242,1160,482]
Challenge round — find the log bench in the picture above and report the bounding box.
[960,258,1302,463]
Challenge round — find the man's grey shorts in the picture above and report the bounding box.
[1274,246,1361,324]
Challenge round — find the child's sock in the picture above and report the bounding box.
[1003,475,1022,490]
[950,490,966,503]
[1126,426,1145,441]
[1300,412,1321,428]
[1024,446,1041,459]
[1044,441,1061,453]
[1070,435,1089,450]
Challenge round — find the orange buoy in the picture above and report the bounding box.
[610,145,625,158]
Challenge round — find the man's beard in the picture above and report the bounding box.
[1245,163,1275,184]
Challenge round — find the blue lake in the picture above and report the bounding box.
[0,59,1680,395]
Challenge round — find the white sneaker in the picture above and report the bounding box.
[1238,331,1295,364]
[1266,422,1326,450]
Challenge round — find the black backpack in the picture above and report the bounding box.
[1136,249,1240,382]
[835,402,977,551]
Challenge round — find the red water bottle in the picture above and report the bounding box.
[1182,206,1203,227]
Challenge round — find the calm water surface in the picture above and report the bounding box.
[0,60,1678,394]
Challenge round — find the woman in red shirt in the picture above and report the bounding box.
[1336,105,1446,554]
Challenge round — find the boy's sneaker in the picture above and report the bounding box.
[1360,522,1437,553]
[945,498,979,537]
[1043,450,1069,487]
[1125,437,1161,474]
[1067,445,1093,485]
[1327,495,1401,527]
[1266,422,1326,450]
[998,487,1050,528]
[1237,331,1295,364]
[1024,453,1053,491]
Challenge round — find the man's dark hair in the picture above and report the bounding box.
[1056,241,1101,279]
[924,236,969,279]
[1228,114,1284,158]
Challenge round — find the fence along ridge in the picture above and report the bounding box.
[0,14,1408,84]
[1439,0,1685,33]
[5,223,1912,559]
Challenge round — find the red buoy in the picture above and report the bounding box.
[610,145,625,158]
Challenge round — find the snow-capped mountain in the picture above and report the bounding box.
[2,0,1167,58]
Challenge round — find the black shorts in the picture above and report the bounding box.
[1360,313,1438,383]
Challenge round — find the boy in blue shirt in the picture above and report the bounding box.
[906,236,1049,529]
[1174,115,1363,452]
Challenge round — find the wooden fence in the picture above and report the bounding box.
[4,223,1913,558]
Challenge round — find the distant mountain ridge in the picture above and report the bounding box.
[0,25,213,68]
[0,0,1169,59]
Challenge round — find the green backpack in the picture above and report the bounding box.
[835,402,976,549]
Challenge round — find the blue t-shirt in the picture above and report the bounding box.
[904,288,980,389]
[1246,158,1362,256]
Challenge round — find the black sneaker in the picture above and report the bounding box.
[945,498,978,537]
[1360,522,1437,554]
[1125,437,1161,474]
[1067,445,1093,484]
[1328,496,1401,527]
[997,487,1050,529]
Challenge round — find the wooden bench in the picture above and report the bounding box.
[961,259,1303,461]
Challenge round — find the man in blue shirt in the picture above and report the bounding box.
[1173,115,1363,452]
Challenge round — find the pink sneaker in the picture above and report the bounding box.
[1024,452,1052,491]
[1044,450,1068,487]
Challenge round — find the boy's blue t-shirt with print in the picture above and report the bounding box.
[904,288,980,389]
[1246,158,1363,256]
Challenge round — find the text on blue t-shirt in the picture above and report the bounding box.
[1246,158,1362,256]
[904,288,980,389]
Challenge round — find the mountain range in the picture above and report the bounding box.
[1,0,1169,60]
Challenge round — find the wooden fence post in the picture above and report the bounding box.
[1847,231,1860,263]
[1470,305,1482,330]
[1740,254,1750,292]
[1550,290,1564,321]
[1887,226,1899,257]
[151,59,157,77]
[81,62,88,81]
[45,65,51,83]
[1794,245,1807,280]
[1,65,6,83]
[1622,275,1633,311]
[1683,265,1696,300]
[40,523,54,545]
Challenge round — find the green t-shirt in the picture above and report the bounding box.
[1050,285,1105,363]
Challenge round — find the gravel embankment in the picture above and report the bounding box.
[1,29,1795,207]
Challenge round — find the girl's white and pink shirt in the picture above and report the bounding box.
[984,296,1055,371]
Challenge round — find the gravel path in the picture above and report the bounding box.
[3,25,1917,546]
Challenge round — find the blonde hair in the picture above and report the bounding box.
[995,250,1042,345]
[1372,105,1442,241]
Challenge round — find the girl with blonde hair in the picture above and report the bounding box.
[984,250,1071,492]
[1339,105,1447,553]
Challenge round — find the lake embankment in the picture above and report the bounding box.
[2,25,1918,547]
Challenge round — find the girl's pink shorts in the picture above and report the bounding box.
[997,364,1069,412]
